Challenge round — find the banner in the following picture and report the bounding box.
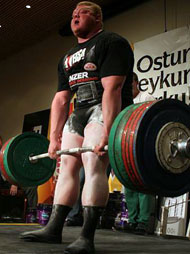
[134,26,190,104]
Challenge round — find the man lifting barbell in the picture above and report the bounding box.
[1,2,190,254]
[19,2,134,254]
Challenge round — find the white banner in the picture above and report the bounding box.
[134,26,190,104]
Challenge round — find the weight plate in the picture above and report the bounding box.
[0,138,17,185]
[109,104,135,187]
[114,104,140,190]
[123,102,154,191]
[0,136,2,149]
[135,99,190,197]
[3,132,56,187]
[120,103,146,188]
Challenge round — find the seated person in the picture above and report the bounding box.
[0,171,38,220]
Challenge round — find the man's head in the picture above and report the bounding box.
[132,72,140,99]
[71,1,103,40]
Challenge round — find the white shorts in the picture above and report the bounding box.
[63,103,103,137]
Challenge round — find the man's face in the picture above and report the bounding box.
[71,5,99,38]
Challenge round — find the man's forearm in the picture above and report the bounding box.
[50,97,70,142]
[102,87,122,137]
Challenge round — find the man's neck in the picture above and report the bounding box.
[77,29,102,43]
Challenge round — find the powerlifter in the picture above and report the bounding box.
[20,1,134,254]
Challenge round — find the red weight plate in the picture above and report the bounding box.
[127,101,154,190]
[0,138,17,185]
[126,107,147,188]
[123,108,142,187]
[122,103,148,188]
[113,104,140,190]
[0,136,2,149]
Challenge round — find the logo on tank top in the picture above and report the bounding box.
[84,62,97,71]
[64,48,86,70]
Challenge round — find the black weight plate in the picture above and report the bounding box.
[135,99,190,197]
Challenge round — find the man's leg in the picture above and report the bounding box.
[20,132,83,243]
[65,167,85,226]
[64,122,109,254]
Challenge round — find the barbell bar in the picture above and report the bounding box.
[1,99,190,197]
[29,145,109,162]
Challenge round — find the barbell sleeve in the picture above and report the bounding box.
[29,145,108,162]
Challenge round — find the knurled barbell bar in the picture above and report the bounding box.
[29,145,108,162]
[1,98,190,197]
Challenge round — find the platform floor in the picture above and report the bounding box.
[0,224,190,254]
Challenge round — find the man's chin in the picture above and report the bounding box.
[72,28,80,36]
[73,30,87,39]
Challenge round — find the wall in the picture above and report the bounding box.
[0,0,189,141]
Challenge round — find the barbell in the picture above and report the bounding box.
[1,98,190,197]
[29,145,108,162]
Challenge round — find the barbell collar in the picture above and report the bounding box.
[29,145,108,162]
[171,137,190,159]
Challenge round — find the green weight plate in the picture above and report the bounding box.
[3,132,56,187]
[114,104,141,190]
[108,104,135,187]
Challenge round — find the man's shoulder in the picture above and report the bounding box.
[95,31,132,55]
[99,31,129,43]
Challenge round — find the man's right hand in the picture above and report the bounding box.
[48,138,61,159]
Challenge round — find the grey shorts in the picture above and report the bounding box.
[63,103,103,137]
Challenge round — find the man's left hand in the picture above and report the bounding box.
[94,135,108,156]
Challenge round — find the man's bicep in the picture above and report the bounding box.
[55,90,74,103]
[57,57,70,92]
[101,75,126,91]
